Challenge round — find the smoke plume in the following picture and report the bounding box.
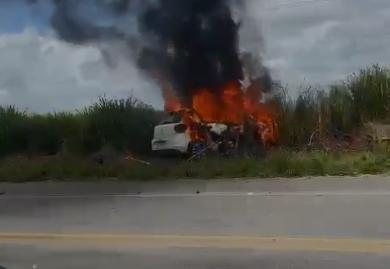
[137,0,243,103]
[29,0,270,102]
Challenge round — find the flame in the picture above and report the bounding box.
[163,87,183,112]
[164,80,279,147]
[192,82,244,125]
[251,104,279,146]
[244,80,279,147]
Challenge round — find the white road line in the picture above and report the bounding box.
[2,191,390,199]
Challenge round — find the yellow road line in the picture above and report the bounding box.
[1,233,390,254]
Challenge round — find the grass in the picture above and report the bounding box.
[0,64,390,182]
[0,97,161,157]
[1,64,389,156]
[276,65,390,148]
[1,151,390,182]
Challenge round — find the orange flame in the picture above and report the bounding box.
[163,87,183,113]
[244,80,279,146]
[192,82,244,125]
[164,80,279,147]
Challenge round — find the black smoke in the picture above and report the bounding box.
[138,0,243,102]
[29,0,267,103]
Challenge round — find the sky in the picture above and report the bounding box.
[0,0,390,112]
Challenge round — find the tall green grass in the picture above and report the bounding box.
[0,64,389,157]
[0,97,160,157]
[276,87,324,147]
[80,97,160,154]
[349,65,390,122]
[277,64,390,147]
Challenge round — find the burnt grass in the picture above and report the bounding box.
[1,150,390,182]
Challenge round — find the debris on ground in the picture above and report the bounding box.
[125,152,151,165]
[307,128,384,152]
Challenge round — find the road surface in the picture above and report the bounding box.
[2,175,390,268]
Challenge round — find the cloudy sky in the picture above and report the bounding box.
[0,0,390,112]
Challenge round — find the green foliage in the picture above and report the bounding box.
[348,65,390,122]
[1,151,390,182]
[0,64,389,159]
[0,106,28,155]
[0,97,160,157]
[81,97,159,154]
[277,64,390,147]
[326,85,356,131]
[276,86,322,147]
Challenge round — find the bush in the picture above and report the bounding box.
[276,64,390,148]
[0,97,160,157]
[81,97,160,154]
[276,86,323,148]
[1,64,389,157]
[0,106,29,155]
[348,65,390,122]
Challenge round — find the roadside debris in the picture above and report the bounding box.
[308,128,376,152]
[187,141,223,161]
[125,152,151,165]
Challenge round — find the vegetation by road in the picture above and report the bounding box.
[0,151,389,182]
[0,64,389,181]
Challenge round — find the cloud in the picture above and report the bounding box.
[0,29,162,113]
[1,0,390,111]
[244,0,390,93]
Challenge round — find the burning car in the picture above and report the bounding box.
[151,112,232,156]
[142,1,279,156]
[152,79,279,158]
[152,80,279,158]
[151,114,191,155]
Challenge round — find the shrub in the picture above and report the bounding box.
[81,97,160,155]
[0,97,160,156]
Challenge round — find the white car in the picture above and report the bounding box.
[151,115,191,154]
[151,114,229,155]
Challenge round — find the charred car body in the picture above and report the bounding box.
[152,108,277,158]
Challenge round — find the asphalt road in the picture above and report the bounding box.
[3,244,390,269]
[2,175,390,268]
